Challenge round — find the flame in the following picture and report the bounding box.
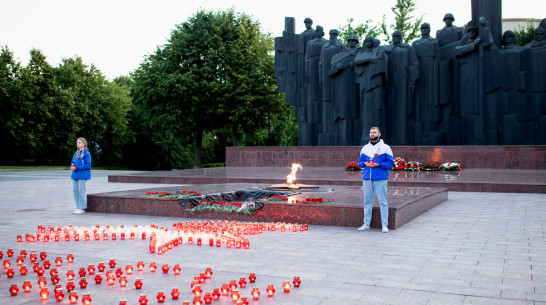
[286,163,302,185]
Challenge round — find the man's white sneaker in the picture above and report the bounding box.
[382,226,389,233]
[357,224,370,231]
[73,209,85,214]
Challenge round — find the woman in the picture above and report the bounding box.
[71,137,91,214]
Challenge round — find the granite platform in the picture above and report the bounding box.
[88,183,448,229]
[108,167,546,193]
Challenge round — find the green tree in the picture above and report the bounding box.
[131,8,287,168]
[338,18,382,45]
[514,20,536,46]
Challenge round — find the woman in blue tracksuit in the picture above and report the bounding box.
[70,137,91,214]
[357,127,394,232]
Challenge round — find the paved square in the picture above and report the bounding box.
[0,170,545,304]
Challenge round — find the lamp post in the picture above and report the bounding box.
[258,90,278,146]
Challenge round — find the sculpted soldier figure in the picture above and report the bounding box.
[305,26,327,145]
[354,36,387,145]
[329,34,360,145]
[523,27,546,49]
[412,23,440,144]
[437,13,464,48]
[297,17,315,134]
[384,30,419,145]
[319,29,346,145]
[501,30,518,50]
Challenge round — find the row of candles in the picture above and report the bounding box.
[18,221,308,255]
[4,252,302,304]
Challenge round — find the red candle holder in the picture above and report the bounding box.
[3,259,11,268]
[40,287,49,300]
[67,269,75,280]
[126,264,133,274]
[130,232,135,239]
[66,281,75,292]
[67,253,74,263]
[94,233,100,240]
[173,264,181,275]
[109,259,116,268]
[193,284,202,297]
[138,294,148,305]
[205,267,212,278]
[29,251,36,263]
[149,262,157,272]
[171,287,180,299]
[240,297,249,305]
[248,273,256,283]
[156,291,166,303]
[188,237,193,244]
[85,234,90,241]
[239,277,247,288]
[55,289,65,302]
[37,265,45,276]
[162,264,169,274]
[98,262,105,272]
[23,281,32,292]
[142,232,146,239]
[43,260,51,269]
[51,274,60,285]
[137,261,145,271]
[69,291,78,304]
[282,281,291,293]
[266,284,275,297]
[55,256,62,266]
[251,287,260,299]
[17,255,24,265]
[79,267,87,277]
[6,267,15,278]
[9,284,19,296]
[79,277,88,289]
[17,235,22,242]
[115,267,123,277]
[221,283,229,295]
[19,249,27,258]
[107,274,116,285]
[40,251,47,260]
[38,276,48,287]
[103,232,108,240]
[0,250,3,259]
[94,273,103,284]
[88,264,95,275]
[112,233,117,240]
[229,280,237,291]
[193,296,202,305]
[208,238,214,246]
[134,278,143,289]
[65,235,70,241]
[20,264,28,275]
[7,248,14,257]
[293,276,301,287]
[119,275,127,287]
[212,288,221,300]
[230,290,240,302]
[82,293,92,305]
[199,272,206,283]
[119,299,128,305]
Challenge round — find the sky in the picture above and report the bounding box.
[0,0,542,79]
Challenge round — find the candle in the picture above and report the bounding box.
[9,284,19,296]
[126,264,133,274]
[109,259,116,268]
[240,297,249,305]
[229,280,237,291]
[135,278,143,289]
[94,273,103,284]
[19,264,28,275]
[67,269,75,280]
[82,293,92,305]
[98,262,105,272]
[20,249,27,258]
[17,256,24,265]
[293,276,301,287]
[69,291,78,304]
[137,261,145,271]
[205,267,212,278]
[171,287,180,299]
[239,277,247,288]
[251,287,260,299]
[17,235,22,242]
[112,233,117,240]
[119,299,128,305]
[7,248,14,257]
[55,256,62,266]
[51,274,60,284]
[43,260,51,269]
[149,262,157,272]
[116,267,123,277]
[230,290,240,302]
[138,294,148,305]
[197,238,202,245]
[193,285,202,297]
[66,281,75,292]
[36,265,45,276]
[221,283,229,295]
[40,251,47,260]
[38,276,47,287]
[40,287,49,300]
[6,268,15,278]
[212,289,220,300]
[199,272,206,283]
[193,296,202,305]
[173,264,181,275]
[55,288,65,301]
[248,273,256,283]
[67,253,74,263]
[23,281,32,292]
[282,281,291,293]
[107,274,116,285]
[79,277,88,289]
[79,267,87,277]
[119,275,127,287]
[88,264,96,275]
[156,291,166,303]
[3,259,11,268]
[162,264,169,274]
[266,284,275,297]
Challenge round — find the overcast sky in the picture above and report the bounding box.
[0,0,542,79]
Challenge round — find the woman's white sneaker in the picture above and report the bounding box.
[73,209,85,214]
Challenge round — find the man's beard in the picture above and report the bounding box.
[370,136,379,142]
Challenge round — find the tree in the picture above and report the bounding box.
[338,18,382,45]
[514,20,536,46]
[131,8,287,169]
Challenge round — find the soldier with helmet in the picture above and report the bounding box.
[437,13,464,48]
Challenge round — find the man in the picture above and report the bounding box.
[436,13,463,48]
[357,127,394,233]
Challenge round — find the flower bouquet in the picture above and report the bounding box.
[439,162,462,171]
[404,161,422,171]
[392,157,406,170]
[422,162,440,171]
[344,161,361,171]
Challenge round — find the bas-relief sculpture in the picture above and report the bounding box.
[274,4,546,146]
